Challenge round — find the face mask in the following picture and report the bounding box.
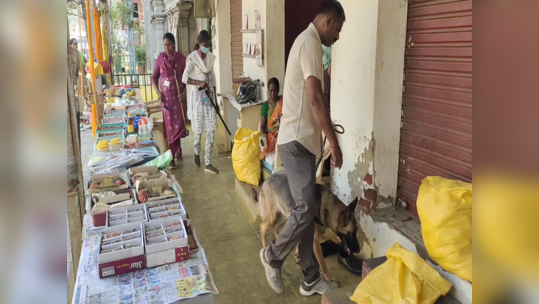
[200,46,210,54]
[322,45,332,71]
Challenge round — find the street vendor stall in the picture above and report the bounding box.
[71,213,218,303]
[71,88,218,304]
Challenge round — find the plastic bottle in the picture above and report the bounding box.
[138,121,144,137]
[134,117,140,133]
[140,118,149,138]
[127,113,135,133]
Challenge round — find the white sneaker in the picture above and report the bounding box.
[259,248,284,293]
[299,276,338,296]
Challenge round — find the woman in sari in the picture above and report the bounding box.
[182,30,219,174]
[151,33,188,170]
[260,78,283,162]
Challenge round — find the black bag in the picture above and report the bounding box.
[237,81,258,104]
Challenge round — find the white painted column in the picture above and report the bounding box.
[178,6,192,56]
[330,0,408,208]
[144,0,154,70]
[151,0,166,60]
[211,0,233,150]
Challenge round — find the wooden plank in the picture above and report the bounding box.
[68,192,83,276]
[67,23,85,278]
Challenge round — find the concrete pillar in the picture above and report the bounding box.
[211,0,233,150]
[151,0,166,60]
[330,0,408,209]
[178,11,190,55]
[167,10,179,40]
[144,0,153,70]
[174,3,193,56]
[187,7,197,54]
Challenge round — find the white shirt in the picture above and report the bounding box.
[277,23,324,156]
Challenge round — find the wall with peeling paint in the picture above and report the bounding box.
[330,0,408,206]
[330,0,377,205]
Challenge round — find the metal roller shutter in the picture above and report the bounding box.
[397,0,472,216]
[230,0,243,78]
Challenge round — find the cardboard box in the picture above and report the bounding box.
[87,172,130,195]
[89,188,138,227]
[98,223,146,278]
[144,218,189,268]
[97,129,124,138]
[145,198,187,221]
[103,116,124,124]
[128,166,166,184]
[92,188,137,206]
[99,122,127,131]
[107,204,149,227]
[135,178,179,203]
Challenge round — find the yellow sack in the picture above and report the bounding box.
[351,243,451,304]
[232,128,262,186]
[417,176,472,282]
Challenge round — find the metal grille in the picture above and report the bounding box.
[113,73,153,101]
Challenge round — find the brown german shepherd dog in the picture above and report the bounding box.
[253,171,358,284]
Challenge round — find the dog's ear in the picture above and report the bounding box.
[348,197,359,211]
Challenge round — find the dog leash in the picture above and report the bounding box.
[315,123,345,170]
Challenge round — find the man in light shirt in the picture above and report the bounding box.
[260,1,345,296]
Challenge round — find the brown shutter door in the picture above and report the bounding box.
[397,0,472,216]
[230,0,243,78]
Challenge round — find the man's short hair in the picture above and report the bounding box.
[316,1,346,22]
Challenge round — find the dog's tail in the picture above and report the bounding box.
[252,187,259,204]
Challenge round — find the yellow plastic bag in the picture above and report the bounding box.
[232,128,262,186]
[351,243,452,304]
[417,176,472,282]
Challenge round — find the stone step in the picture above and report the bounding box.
[261,166,272,182]
[234,178,259,222]
[322,257,462,304]
[358,207,472,304]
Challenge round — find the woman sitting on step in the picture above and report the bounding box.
[260,78,283,166]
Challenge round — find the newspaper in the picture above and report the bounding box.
[73,232,218,304]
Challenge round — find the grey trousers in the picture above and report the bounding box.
[267,141,320,282]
